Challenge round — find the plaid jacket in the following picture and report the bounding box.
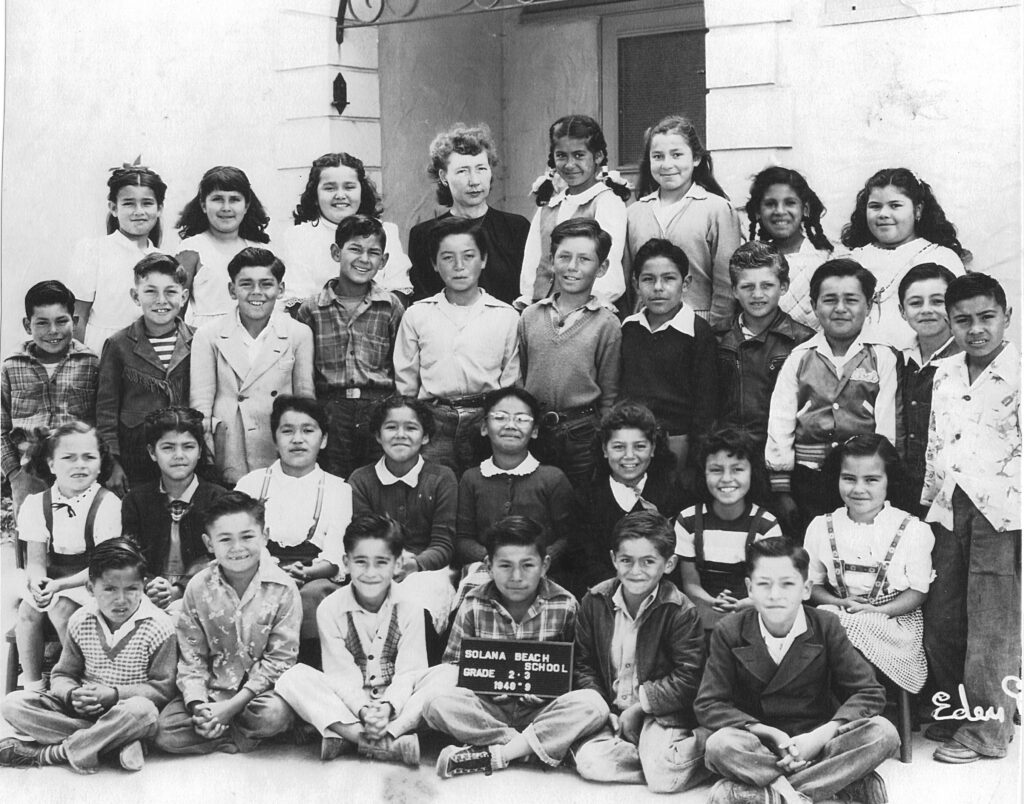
[1,340,99,477]
[295,280,404,394]
[443,577,577,664]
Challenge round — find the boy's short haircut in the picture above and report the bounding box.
[144,406,206,448]
[227,246,286,282]
[550,218,612,264]
[369,394,436,440]
[728,241,790,287]
[334,214,387,251]
[745,536,809,580]
[482,515,548,560]
[631,237,689,281]
[342,513,405,557]
[945,272,1007,312]
[270,394,328,436]
[89,537,148,582]
[610,510,675,559]
[809,258,877,305]
[482,386,541,422]
[427,216,490,264]
[24,280,76,318]
[133,253,189,286]
[897,262,956,305]
[203,490,265,533]
[600,400,659,445]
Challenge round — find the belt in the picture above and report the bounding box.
[321,387,392,401]
[540,406,596,427]
[432,393,489,408]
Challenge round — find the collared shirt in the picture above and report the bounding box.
[778,237,835,332]
[609,474,648,512]
[900,336,956,372]
[622,302,697,336]
[758,605,808,665]
[923,341,1021,531]
[295,280,403,393]
[393,290,520,400]
[610,584,657,712]
[233,309,276,363]
[1,340,99,477]
[443,576,577,664]
[161,475,200,580]
[540,292,602,331]
[375,455,425,488]
[176,555,301,703]
[17,481,122,554]
[479,453,540,478]
[89,595,166,649]
[234,461,351,569]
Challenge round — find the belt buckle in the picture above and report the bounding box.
[345,388,362,399]
[541,411,561,427]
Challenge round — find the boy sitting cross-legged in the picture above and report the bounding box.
[573,511,710,793]
[275,514,429,766]
[423,515,609,778]
[0,539,176,774]
[154,491,300,755]
[695,537,898,804]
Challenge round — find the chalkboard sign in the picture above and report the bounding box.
[457,638,574,698]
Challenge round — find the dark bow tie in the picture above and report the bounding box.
[167,499,192,523]
[51,502,76,518]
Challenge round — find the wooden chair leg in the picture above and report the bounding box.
[898,687,913,763]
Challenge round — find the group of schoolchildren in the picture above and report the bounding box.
[0,111,1018,804]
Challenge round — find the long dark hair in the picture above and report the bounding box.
[107,162,168,247]
[175,166,270,243]
[292,152,382,224]
[745,166,832,252]
[636,115,728,200]
[533,115,631,206]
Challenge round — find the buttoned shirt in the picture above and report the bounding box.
[176,555,301,704]
[295,280,403,393]
[608,474,648,512]
[610,585,656,711]
[18,481,122,554]
[161,475,200,581]
[443,577,577,664]
[394,290,520,400]
[622,302,697,336]
[922,341,1021,531]
[758,605,807,665]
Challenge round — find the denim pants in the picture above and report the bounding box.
[154,693,293,754]
[421,402,486,478]
[422,686,609,766]
[536,413,601,490]
[923,487,1021,757]
[575,718,712,793]
[2,691,158,770]
[704,717,899,800]
[321,397,383,479]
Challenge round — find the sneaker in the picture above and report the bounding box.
[320,735,357,762]
[0,738,42,768]
[836,771,888,803]
[118,740,145,772]
[707,779,781,804]
[435,744,493,779]
[923,723,957,743]
[358,734,420,766]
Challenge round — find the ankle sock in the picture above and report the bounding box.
[489,745,508,771]
[39,743,68,766]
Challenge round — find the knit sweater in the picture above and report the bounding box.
[519,297,622,413]
[348,460,457,571]
[49,601,177,706]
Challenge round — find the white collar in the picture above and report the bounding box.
[638,184,708,204]
[900,335,955,368]
[480,453,540,478]
[52,481,102,506]
[374,455,424,488]
[110,228,157,253]
[88,596,163,649]
[548,181,607,208]
[608,475,648,511]
[267,459,325,484]
[758,605,808,657]
[612,583,658,622]
[623,303,696,335]
[160,475,199,504]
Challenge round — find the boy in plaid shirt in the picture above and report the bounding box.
[0,539,176,773]
[2,280,98,512]
[423,516,608,778]
[295,215,404,478]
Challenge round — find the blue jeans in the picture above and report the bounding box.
[320,396,384,479]
[923,487,1021,757]
[421,403,486,478]
[536,412,600,490]
[154,693,294,755]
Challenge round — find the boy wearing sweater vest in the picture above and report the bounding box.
[519,218,621,489]
[766,259,899,538]
[0,539,176,773]
[275,514,428,765]
[620,238,717,476]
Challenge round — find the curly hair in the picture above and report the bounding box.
[175,166,270,243]
[292,152,382,224]
[840,167,967,259]
[427,123,497,207]
[745,166,832,252]
[637,115,728,201]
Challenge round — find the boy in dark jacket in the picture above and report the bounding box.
[573,511,709,793]
[695,537,898,804]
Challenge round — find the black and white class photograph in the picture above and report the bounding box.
[0,1,1021,802]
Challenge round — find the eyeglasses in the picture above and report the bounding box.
[487,412,535,426]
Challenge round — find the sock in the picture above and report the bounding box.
[39,743,68,766]
[489,745,508,771]
[24,679,45,693]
